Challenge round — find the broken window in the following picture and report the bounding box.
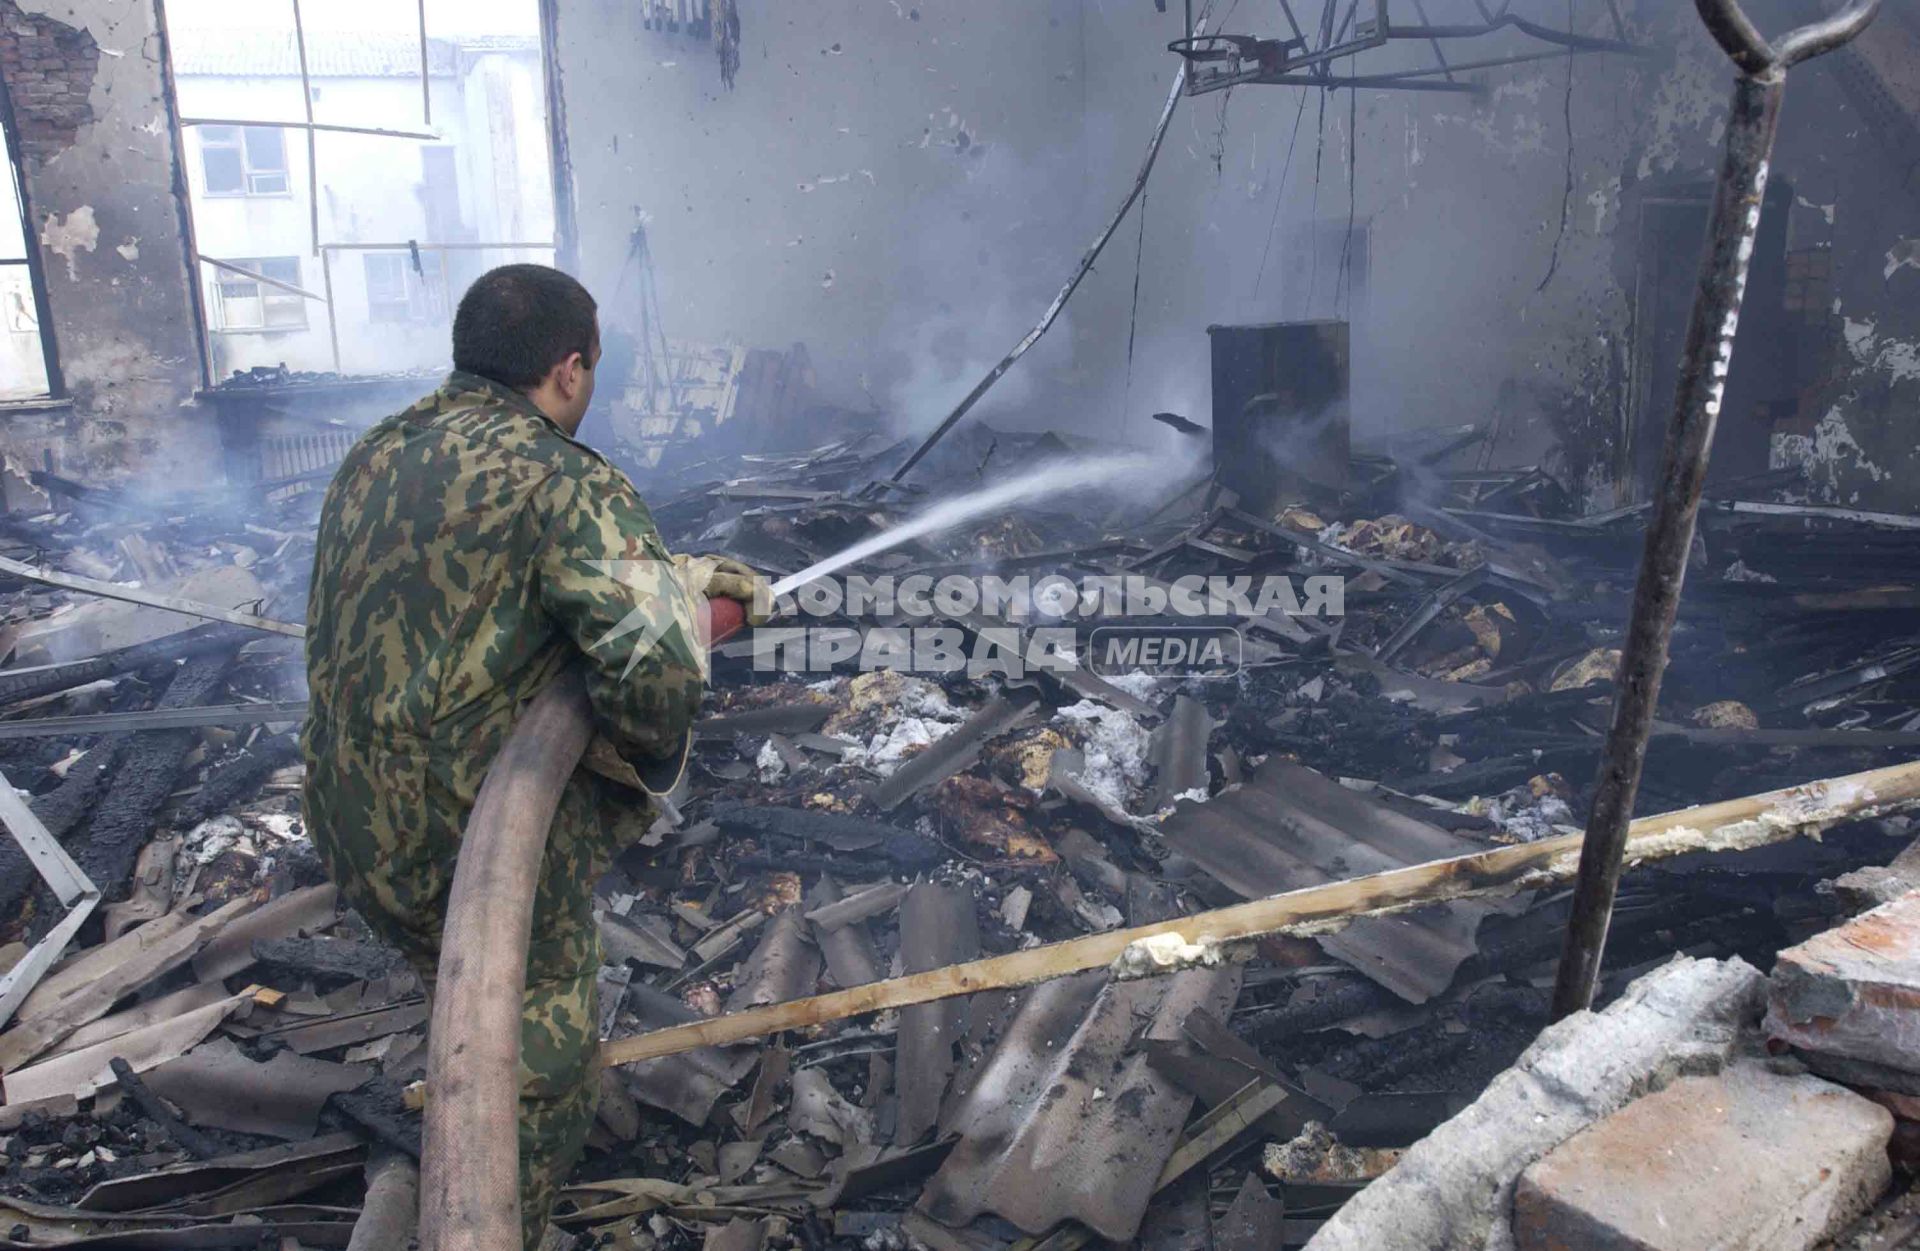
[362,252,445,324]
[0,111,54,402]
[212,257,309,332]
[162,0,558,379]
[197,125,291,198]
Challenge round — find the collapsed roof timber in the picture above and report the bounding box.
[4,1,1920,1250]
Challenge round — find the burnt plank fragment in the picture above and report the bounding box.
[253,935,409,984]
[0,623,255,708]
[710,802,944,870]
[31,737,134,839]
[325,1074,421,1159]
[107,1057,222,1160]
[29,651,238,937]
[175,733,300,828]
[0,736,130,924]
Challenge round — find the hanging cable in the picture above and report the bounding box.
[1304,87,1328,316]
[1252,89,1311,301]
[1536,0,1578,292]
[887,5,1213,483]
[1121,191,1150,443]
[1338,86,1358,315]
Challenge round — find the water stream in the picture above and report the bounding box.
[768,452,1156,598]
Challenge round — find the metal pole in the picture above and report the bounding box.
[418,0,433,127]
[290,0,320,258]
[178,117,440,141]
[320,247,341,373]
[1549,0,1882,1020]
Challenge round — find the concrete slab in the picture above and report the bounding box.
[1512,1065,1891,1251]
[1767,890,1920,1082]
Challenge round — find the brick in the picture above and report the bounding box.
[1766,890,1920,1085]
[1512,1065,1891,1251]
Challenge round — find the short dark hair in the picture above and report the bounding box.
[452,264,598,390]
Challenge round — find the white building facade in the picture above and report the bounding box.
[169,27,556,379]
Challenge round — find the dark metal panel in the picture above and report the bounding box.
[1156,757,1490,1003]
[1208,322,1349,513]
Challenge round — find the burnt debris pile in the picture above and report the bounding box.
[2,428,1920,1249]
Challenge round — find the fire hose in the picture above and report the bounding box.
[419,596,744,1251]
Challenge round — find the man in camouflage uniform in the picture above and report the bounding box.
[301,264,754,1247]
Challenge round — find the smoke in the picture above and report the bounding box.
[867,138,1091,440]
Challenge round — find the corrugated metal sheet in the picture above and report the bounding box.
[1149,694,1214,811]
[896,881,981,1146]
[916,963,1242,1243]
[1156,759,1493,1003]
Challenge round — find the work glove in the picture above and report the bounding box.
[672,552,773,625]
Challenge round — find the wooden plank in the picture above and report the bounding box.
[0,896,257,1071]
[603,759,1920,1066]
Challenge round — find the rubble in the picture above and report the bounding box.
[1766,890,1920,1092]
[1303,957,1767,1251]
[5,415,1920,1250]
[0,0,1916,1238]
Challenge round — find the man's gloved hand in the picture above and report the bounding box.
[671,553,773,625]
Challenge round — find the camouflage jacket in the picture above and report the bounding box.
[300,372,704,956]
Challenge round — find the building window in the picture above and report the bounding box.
[214,258,309,331]
[200,125,290,197]
[363,253,443,324]
[0,111,55,400]
[163,4,555,376]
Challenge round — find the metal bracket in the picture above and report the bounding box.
[1694,0,1882,75]
[0,767,101,1028]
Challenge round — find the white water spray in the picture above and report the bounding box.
[770,453,1158,598]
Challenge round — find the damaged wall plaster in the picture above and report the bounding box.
[4,0,1916,506]
[0,0,216,487]
[0,0,96,159]
[556,0,1098,435]
[38,201,96,280]
[554,0,1094,437]
[552,0,1920,513]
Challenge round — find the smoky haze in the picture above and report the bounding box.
[557,0,1676,485]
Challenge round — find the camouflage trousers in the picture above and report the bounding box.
[307,753,614,1251]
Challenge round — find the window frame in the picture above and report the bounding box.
[160,0,570,378]
[362,251,443,326]
[199,124,293,200]
[0,80,62,402]
[212,256,310,333]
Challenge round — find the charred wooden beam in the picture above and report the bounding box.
[108,1055,221,1159]
[603,758,1920,1066]
[50,651,236,927]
